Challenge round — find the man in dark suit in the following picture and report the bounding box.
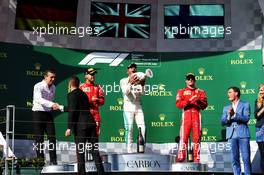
[64,76,104,175]
[221,86,251,175]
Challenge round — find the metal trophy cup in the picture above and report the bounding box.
[131,69,153,98]
[133,69,153,82]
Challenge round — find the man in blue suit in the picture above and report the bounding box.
[221,86,251,175]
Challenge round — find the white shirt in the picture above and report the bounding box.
[32,80,55,112]
[231,100,240,119]
[232,100,239,113]
[120,77,143,106]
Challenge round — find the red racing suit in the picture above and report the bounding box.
[176,86,207,162]
[80,83,104,136]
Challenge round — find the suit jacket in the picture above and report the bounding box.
[221,100,250,139]
[66,88,96,134]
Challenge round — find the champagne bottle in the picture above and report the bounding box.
[137,127,145,153]
[187,138,193,162]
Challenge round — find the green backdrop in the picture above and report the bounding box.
[0,42,263,143]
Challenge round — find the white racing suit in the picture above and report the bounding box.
[120,77,146,152]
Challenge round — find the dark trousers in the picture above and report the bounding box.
[257,142,264,174]
[32,111,57,164]
[74,125,104,175]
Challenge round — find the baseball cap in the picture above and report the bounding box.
[85,68,97,75]
[127,63,137,69]
[186,73,195,80]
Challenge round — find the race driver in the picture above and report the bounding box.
[120,63,146,153]
[80,68,104,136]
[176,73,208,163]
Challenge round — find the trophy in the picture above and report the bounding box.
[132,69,153,84]
[131,69,153,98]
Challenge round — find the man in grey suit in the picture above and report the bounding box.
[221,86,251,175]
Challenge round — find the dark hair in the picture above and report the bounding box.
[127,63,137,69]
[69,76,80,87]
[228,86,241,98]
[44,69,56,76]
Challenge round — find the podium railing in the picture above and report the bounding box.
[4,105,15,175]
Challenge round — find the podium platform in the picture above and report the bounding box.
[41,153,210,174]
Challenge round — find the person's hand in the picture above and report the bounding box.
[228,107,235,116]
[92,96,99,102]
[129,74,139,84]
[257,107,264,117]
[189,95,198,102]
[52,103,60,110]
[95,122,100,135]
[65,129,71,137]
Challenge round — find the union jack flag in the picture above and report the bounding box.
[90,2,151,38]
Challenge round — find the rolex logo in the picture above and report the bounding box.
[151,114,175,127]
[239,52,245,59]
[159,114,166,121]
[148,83,173,97]
[117,98,123,105]
[240,81,247,89]
[26,101,33,107]
[0,52,7,59]
[198,68,205,75]
[119,129,125,136]
[26,63,44,76]
[230,51,253,65]
[34,63,41,70]
[202,128,208,135]
[0,84,7,90]
[195,68,213,81]
[240,82,255,95]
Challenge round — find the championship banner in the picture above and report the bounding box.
[0,42,263,143]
